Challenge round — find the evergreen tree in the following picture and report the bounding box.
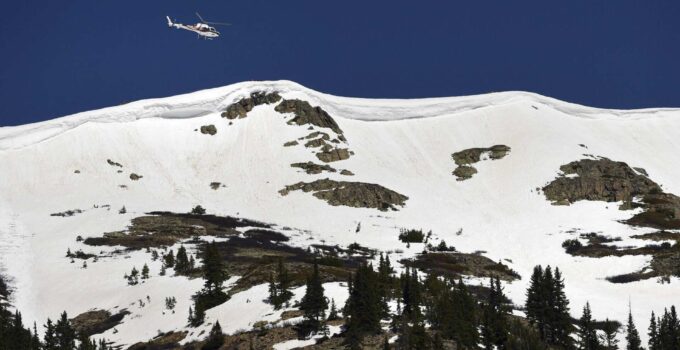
[141,264,149,280]
[600,319,619,350]
[54,311,76,350]
[299,262,328,335]
[44,318,57,350]
[202,321,224,350]
[649,312,659,350]
[164,250,175,268]
[481,277,508,349]
[202,241,227,292]
[345,263,382,348]
[577,302,600,350]
[327,299,339,321]
[268,259,293,309]
[525,265,573,348]
[626,309,642,350]
[175,246,190,273]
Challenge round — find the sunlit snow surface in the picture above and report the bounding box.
[1,80,679,346]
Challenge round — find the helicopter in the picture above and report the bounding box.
[166,12,230,39]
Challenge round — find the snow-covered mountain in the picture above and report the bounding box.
[1,80,679,347]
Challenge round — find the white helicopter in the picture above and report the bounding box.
[166,12,230,39]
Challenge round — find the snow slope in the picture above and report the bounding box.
[1,80,679,346]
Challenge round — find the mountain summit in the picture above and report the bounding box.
[1,81,679,347]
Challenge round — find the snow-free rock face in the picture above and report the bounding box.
[1,80,680,346]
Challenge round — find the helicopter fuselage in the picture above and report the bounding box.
[167,17,220,38]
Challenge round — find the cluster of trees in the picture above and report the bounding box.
[525,265,572,347]
[0,304,111,350]
[159,246,195,276]
[648,306,680,350]
[123,264,149,285]
[268,259,293,310]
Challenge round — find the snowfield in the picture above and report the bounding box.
[0,80,679,346]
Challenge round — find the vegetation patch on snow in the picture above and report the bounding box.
[401,251,521,281]
[83,212,270,249]
[279,178,408,211]
[562,231,680,283]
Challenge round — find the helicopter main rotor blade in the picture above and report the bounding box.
[196,11,231,26]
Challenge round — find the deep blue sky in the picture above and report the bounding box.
[1,1,679,126]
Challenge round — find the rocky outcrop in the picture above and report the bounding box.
[452,145,510,165]
[274,99,343,134]
[340,169,354,176]
[221,91,282,119]
[290,162,336,175]
[452,165,477,180]
[106,159,123,168]
[316,145,351,163]
[543,158,661,205]
[279,179,408,211]
[543,158,680,229]
[129,173,143,181]
[70,309,129,337]
[200,124,217,135]
[451,145,510,180]
[283,140,298,147]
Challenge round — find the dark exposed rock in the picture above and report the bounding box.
[290,162,337,175]
[340,169,354,176]
[71,309,130,337]
[107,159,123,168]
[304,138,328,148]
[127,331,187,350]
[305,131,330,140]
[452,145,511,166]
[74,170,80,174]
[543,158,680,229]
[199,124,217,135]
[283,140,298,147]
[543,158,661,204]
[279,178,408,211]
[274,99,343,134]
[129,173,143,181]
[210,182,221,190]
[316,146,350,163]
[50,209,83,217]
[451,145,510,180]
[221,91,282,119]
[452,165,477,181]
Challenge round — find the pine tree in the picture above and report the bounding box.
[202,241,227,292]
[54,311,76,350]
[299,262,328,335]
[649,312,659,350]
[164,250,175,268]
[175,246,189,273]
[626,309,642,350]
[141,264,149,280]
[43,318,57,350]
[202,321,224,350]
[481,277,508,349]
[577,302,600,350]
[327,299,339,321]
[600,318,619,349]
[268,258,292,309]
[345,264,382,348]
